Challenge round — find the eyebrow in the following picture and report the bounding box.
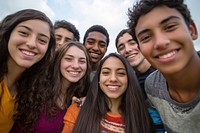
[87,38,107,44]
[18,25,50,40]
[102,67,125,71]
[64,54,86,60]
[137,16,180,37]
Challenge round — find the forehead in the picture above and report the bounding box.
[87,31,107,42]
[65,45,86,58]
[135,5,184,34]
[102,56,125,69]
[16,19,50,37]
[55,28,73,36]
[117,33,133,44]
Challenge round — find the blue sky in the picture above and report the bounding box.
[0,0,199,54]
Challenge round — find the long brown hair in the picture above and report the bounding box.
[1,8,56,130]
[73,53,155,133]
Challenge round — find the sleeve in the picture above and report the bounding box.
[61,103,80,133]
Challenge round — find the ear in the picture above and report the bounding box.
[189,20,198,40]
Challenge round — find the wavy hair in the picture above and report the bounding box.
[1,9,56,131]
[46,40,91,112]
[13,41,91,132]
[72,53,154,133]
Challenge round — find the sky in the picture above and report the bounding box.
[0,0,200,54]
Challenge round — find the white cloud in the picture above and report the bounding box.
[66,0,134,54]
[1,0,199,53]
[0,0,55,21]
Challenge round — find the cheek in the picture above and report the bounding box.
[119,50,125,56]
[100,48,107,54]
[140,44,152,58]
[60,60,69,70]
[85,44,91,50]
[81,64,87,74]
[38,44,49,55]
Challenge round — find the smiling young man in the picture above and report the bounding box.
[54,20,80,50]
[128,0,200,132]
[115,29,164,133]
[83,25,109,80]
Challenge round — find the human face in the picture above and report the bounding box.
[60,45,87,84]
[135,5,197,75]
[117,33,145,68]
[84,31,107,63]
[99,56,128,103]
[8,19,50,69]
[55,28,74,50]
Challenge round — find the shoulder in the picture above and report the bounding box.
[145,70,167,96]
[145,70,165,85]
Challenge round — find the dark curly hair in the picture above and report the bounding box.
[127,0,192,43]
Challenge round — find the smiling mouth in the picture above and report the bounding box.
[21,50,36,56]
[158,50,177,59]
[90,52,100,58]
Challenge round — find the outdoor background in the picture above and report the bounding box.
[1,0,199,54]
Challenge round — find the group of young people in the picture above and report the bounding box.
[1,0,200,133]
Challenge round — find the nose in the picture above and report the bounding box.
[109,72,117,82]
[71,60,80,69]
[26,36,36,49]
[154,32,170,49]
[92,43,99,51]
[125,43,132,53]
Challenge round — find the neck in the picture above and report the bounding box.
[109,98,121,114]
[135,59,151,73]
[92,62,98,71]
[6,59,25,96]
[166,53,200,102]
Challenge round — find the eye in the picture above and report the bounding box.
[164,23,177,31]
[39,39,47,44]
[64,57,72,61]
[87,40,94,45]
[65,38,72,42]
[99,43,106,48]
[101,70,109,75]
[130,41,137,46]
[79,59,86,64]
[117,70,126,76]
[117,45,125,52]
[139,34,151,43]
[18,31,28,37]
[56,37,61,41]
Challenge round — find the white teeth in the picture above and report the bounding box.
[108,86,118,89]
[69,71,79,74]
[21,50,35,56]
[159,51,176,59]
[90,52,99,57]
